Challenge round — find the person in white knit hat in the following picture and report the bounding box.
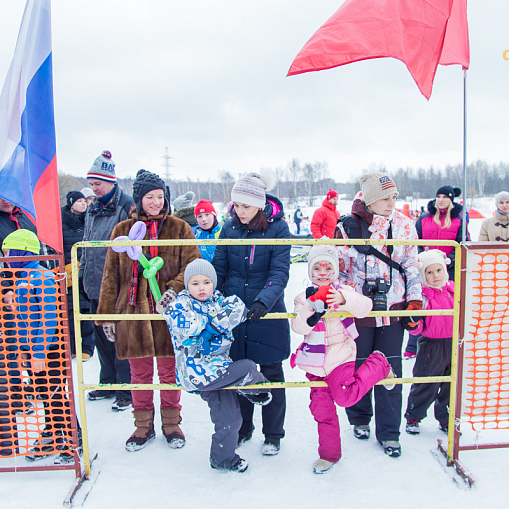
[334,172,422,458]
[404,249,454,436]
[478,191,509,242]
[212,170,291,457]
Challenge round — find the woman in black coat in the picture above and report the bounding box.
[212,172,291,456]
[61,191,95,359]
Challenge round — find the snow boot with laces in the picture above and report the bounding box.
[161,408,185,449]
[125,409,156,452]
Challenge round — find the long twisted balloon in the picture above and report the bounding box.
[111,221,163,301]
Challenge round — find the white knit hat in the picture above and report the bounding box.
[418,249,450,287]
[80,187,95,199]
[359,172,398,206]
[307,245,339,281]
[230,171,274,209]
[184,259,217,289]
[495,191,509,208]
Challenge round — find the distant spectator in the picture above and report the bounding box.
[79,150,134,411]
[61,191,95,360]
[415,186,469,282]
[173,192,196,230]
[478,191,509,242]
[194,200,221,262]
[294,206,304,234]
[311,189,340,239]
[80,187,96,207]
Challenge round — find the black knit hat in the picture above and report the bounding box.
[436,185,461,202]
[132,169,169,218]
[66,190,85,208]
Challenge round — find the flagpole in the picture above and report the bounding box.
[462,69,467,243]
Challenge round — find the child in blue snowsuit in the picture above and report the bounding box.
[164,259,271,473]
[1,229,61,460]
[193,200,222,262]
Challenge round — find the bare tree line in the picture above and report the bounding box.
[58,159,509,207]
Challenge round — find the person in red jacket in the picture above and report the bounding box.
[311,189,340,239]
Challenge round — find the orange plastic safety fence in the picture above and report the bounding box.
[0,267,76,460]
[463,251,509,432]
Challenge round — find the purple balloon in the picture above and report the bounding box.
[111,221,146,260]
[129,221,147,240]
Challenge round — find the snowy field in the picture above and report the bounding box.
[1,195,507,508]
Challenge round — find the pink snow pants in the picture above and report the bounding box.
[306,352,390,463]
[129,356,181,412]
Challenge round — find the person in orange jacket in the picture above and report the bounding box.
[311,189,340,239]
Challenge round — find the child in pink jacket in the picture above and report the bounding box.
[291,245,395,474]
[404,250,454,436]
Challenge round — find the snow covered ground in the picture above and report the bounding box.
[2,260,508,509]
[1,195,507,508]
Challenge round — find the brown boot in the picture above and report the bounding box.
[161,408,185,449]
[125,409,156,452]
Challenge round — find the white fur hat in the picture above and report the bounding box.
[418,249,450,287]
[307,245,339,281]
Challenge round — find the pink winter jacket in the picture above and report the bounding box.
[291,285,372,377]
[410,281,455,338]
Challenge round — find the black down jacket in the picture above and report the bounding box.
[61,205,88,311]
[212,195,291,365]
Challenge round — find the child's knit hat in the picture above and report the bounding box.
[184,259,217,290]
[418,249,450,287]
[173,191,195,212]
[307,245,339,281]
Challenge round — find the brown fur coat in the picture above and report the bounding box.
[96,211,200,360]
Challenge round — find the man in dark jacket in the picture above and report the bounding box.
[293,206,303,234]
[79,151,134,411]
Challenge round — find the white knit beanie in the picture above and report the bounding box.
[230,171,273,209]
[359,172,398,206]
[418,249,450,287]
[184,259,217,290]
[307,245,340,281]
[495,191,509,208]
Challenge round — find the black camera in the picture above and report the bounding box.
[362,278,389,311]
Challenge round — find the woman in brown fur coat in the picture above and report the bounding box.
[96,169,200,452]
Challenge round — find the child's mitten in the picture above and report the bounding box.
[306,285,332,314]
[402,300,423,331]
[196,323,219,355]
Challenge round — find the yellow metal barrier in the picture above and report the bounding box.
[71,237,461,475]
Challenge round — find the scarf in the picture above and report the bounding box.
[128,219,160,311]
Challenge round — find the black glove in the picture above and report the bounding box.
[78,277,88,301]
[247,301,268,321]
[305,286,318,300]
[306,310,326,328]
[401,316,422,331]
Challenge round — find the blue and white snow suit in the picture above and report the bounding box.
[194,223,222,262]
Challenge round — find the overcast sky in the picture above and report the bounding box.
[0,0,507,184]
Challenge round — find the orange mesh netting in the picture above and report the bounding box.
[0,266,76,459]
[464,251,509,432]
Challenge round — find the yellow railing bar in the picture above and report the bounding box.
[70,238,461,476]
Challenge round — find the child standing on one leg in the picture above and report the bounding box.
[291,246,395,474]
[164,259,271,473]
[405,250,454,435]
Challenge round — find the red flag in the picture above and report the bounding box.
[439,0,469,68]
[287,0,470,100]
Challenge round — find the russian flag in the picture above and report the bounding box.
[0,0,62,253]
